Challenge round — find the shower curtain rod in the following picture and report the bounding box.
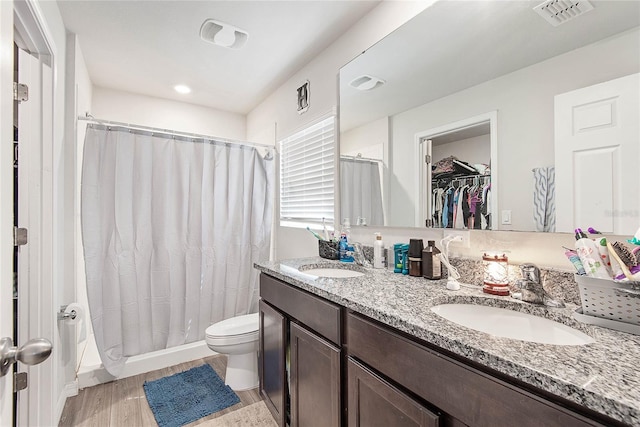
[78,114,276,152]
[340,154,382,163]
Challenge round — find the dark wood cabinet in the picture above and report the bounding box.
[346,311,618,427]
[259,273,625,427]
[259,299,287,427]
[348,357,439,427]
[290,322,341,427]
[259,273,343,427]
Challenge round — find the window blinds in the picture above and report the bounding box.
[279,116,335,227]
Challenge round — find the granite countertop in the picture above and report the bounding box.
[255,257,640,426]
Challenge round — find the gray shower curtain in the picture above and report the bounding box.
[81,124,274,375]
[340,157,384,226]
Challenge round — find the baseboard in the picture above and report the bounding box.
[78,339,213,389]
[55,380,79,424]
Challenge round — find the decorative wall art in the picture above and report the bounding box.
[297,80,310,114]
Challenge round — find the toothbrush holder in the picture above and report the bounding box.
[319,240,340,260]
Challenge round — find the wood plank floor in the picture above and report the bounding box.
[59,354,263,427]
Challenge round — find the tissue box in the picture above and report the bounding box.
[318,240,339,260]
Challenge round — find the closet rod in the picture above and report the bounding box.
[77,114,276,152]
[434,173,490,182]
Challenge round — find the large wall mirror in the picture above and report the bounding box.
[339,0,639,234]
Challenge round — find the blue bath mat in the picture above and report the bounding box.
[143,364,240,427]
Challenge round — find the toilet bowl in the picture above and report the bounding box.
[205,312,259,391]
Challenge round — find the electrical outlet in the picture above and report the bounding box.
[443,230,470,248]
[501,210,512,225]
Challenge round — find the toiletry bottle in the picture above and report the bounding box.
[594,237,614,277]
[564,249,586,276]
[401,244,410,275]
[339,233,348,261]
[408,239,424,277]
[387,245,395,271]
[422,240,442,280]
[373,233,385,269]
[342,218,351,240]
[393,243,404,273]
[574,228,610,279]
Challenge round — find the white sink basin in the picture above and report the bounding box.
[431,304,595,346]
[300,268,365,278]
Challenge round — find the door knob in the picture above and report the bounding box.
[0,337,52,377]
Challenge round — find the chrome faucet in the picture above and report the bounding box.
[351,242,371,267]
[513,264,565,308]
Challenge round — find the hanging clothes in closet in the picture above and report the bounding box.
[432,174,491,230]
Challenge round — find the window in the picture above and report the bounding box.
[279,116,335,227]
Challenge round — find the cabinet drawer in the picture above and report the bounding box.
[346,312,605,427]
[260,273,341,345]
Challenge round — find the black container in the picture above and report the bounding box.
[319,240,339,260]
[408,239,424,258]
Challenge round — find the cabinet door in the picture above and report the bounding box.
[290,322,341,427]
[348,358,440,427]
[259,300,287,427]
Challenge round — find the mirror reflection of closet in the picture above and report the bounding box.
[418,112,498,230]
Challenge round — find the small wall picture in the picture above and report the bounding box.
[297,80,310,114]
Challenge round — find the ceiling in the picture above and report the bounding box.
[339,0,640,131]
[57,0,380,115]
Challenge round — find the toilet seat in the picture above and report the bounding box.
[205,312,259,346]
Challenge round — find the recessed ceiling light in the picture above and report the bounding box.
[174,85,191,94]
[200,19,249,49]
[349,75,385,91]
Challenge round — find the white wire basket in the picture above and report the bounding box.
[574,275,640,327]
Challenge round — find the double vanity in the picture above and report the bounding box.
[255,258,640,427]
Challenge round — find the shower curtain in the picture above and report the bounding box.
[81,124,274,376]
[340,157,384,226]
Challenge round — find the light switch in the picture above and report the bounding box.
[501,210,512,225]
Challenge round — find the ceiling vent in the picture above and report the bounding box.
[349,75,385,91]
[200,19,248,49]
[533,0,594,27]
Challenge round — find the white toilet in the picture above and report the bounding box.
[205,312,260,391]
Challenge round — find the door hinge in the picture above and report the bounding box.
[13,82,28,103]
[14,227,28,246]
[14,372,27,392]
[425,154,431,164]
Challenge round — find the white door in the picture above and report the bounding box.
[16,46,54,427]
[419,138,433,227]
[0,2,16,426]
[1,2,55,425]
[555,73,640,234]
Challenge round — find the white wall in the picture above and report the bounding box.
[91,86,247,141]
[432,134,490,166]
[346,226,624,271]
[70,36,93,374]
[340,116,387,159]
[389,28,640,231]
[247,1,433,145]
[247,1,433,259]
